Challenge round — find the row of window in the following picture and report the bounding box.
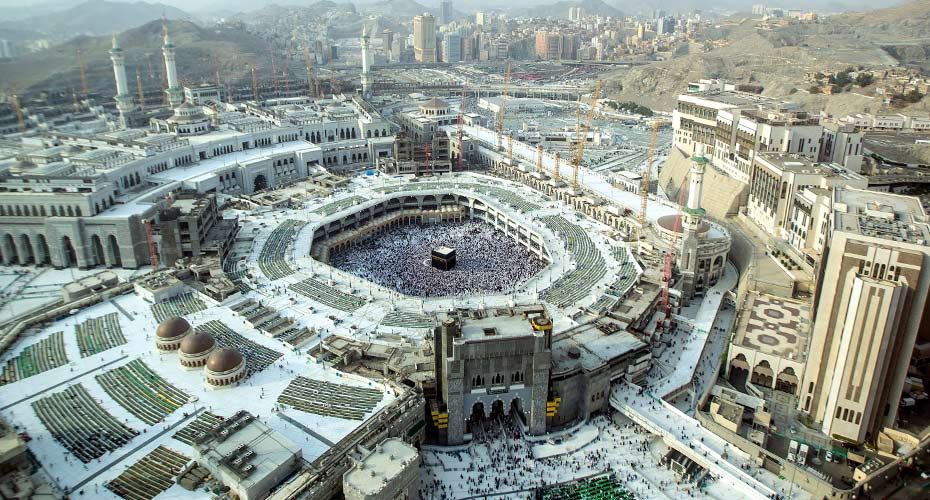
[1,204,83,217]
[835,405,863,425]
[471,371,524,387]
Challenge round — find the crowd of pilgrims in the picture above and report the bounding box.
[419,414,723,500]
[330,220,545,297]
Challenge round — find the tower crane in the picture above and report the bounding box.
[571,80,602,190]
[11,90,25,133]
[283,38,294,97]
[554,152,561,181]
[76,49,89,98]
[302,46,316,98]
[251,65,259,101]
[638,118,660,240]
[495,62,511,151]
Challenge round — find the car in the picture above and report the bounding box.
[921,471,930,480]
[790,425,798,434]
[825,451,834,463]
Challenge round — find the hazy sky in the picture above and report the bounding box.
[0,0,910,13]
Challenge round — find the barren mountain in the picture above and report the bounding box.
[605,0,930,112]
[0,19,271,96]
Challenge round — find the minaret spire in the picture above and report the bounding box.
[360,26,372,98]
[162,19,183,107]
[109,33,133,128]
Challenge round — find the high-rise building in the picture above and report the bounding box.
[568,7,583,22]
[475,11,488,26]
[440,0,453,25]
[534,31,562,60]
[441,33,462,63]
[413,13,437,63]
[798,187,930,444]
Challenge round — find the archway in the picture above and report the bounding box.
[751,360,774,388]
[253,174,268,192]
[775,367,799,395]
[728,354,749,387]
[61,236,78,267]
[35,234,50,265]
[108,235,122,267]
[91,235,105,266]
[490,400,505,419]
[18,234,34,264]
[466,401,486,434]
[2,234,18,264]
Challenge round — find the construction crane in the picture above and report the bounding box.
[554,152,561,182]
[11,90,25,133]
[76,49,89,98]
[660,173,691,325]
[251,65,259,101]
[283,38,294,97]
[302,45,316,98]
[269,48,279,97]
[495,62,511,151]
[136,69,146,110]
[456,81,467,172]
[571,80,602,190]
[638,118,660,239]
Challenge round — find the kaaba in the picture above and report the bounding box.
[431,246,456,270]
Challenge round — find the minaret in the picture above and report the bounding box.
[678,155,709,302]
[109,34,134,128]
[162,23,184,107]
[360,27,372,98]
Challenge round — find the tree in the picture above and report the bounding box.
[855,73,874,87]
[808,85,821,94]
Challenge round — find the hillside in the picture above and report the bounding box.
[360,0,435,18]
[517,0,623,19]
[0,19,271,95]
[605,0,930,112]
[0,0,192,41]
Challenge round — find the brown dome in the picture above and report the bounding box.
[179,331,215,355]
[156,317,191,339]
[206,348,244,373]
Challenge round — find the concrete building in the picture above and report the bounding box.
[343,438,419,500]
[154,193,238,267]
[191,411,302,500]
[413,14,437,63]
[440,0,453,25]
[441,32,462,63]
[726,292,809,395]
[431,306,552,445]
[798,188,930,444]
[673,91,834,183]
[746,152,867,241]
[184,84,224,105]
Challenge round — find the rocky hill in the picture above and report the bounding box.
[0,19,270,96]
[0,0,192,41]
[604,0,930,112]
[516,0,623,19]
